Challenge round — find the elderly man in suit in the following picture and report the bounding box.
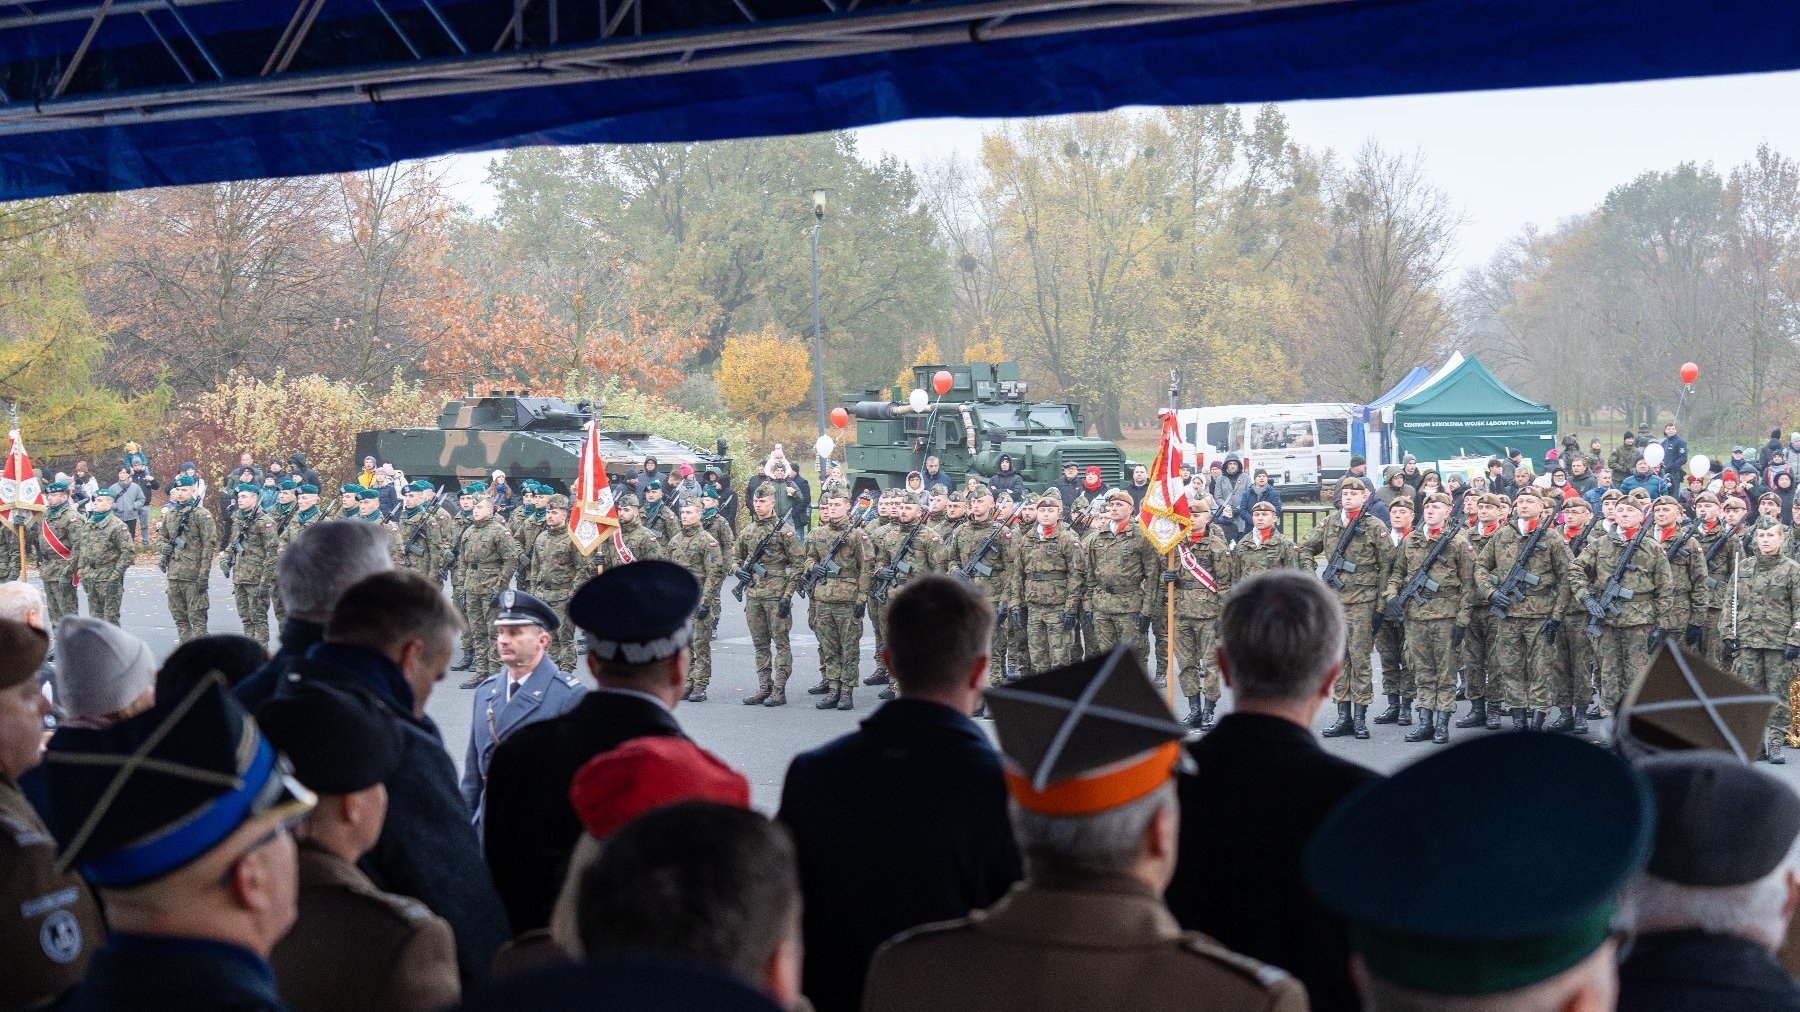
[462,590,586,831]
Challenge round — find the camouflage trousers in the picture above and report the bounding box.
[1405,617,1460,713]
[690,604,720,690]
[1490,615,1557,712]
[1090,612,1147,672]
[1551,619,1596,710]
[1334,602,1377,705]
[273,593,287,630]
[1732,648,1796,736]
[1001,611,1034,680]
[1025,607,1075,673]
[870,599,888,676]
[234,582,272,647]
[167,578,209,642]
[1174,617,1219,700]
[1461,612,1493,702]
[468,591,500,675]
[1701,607,1727,667]
[1589,623,1653,717]
[811,601,861,690]
[745,597,794,690]
[86,572,124,626]
[43,572,78,627]
[451,579,473,657]
[543,596,576,671]
[1377,621,1411,698]
[1147,603,1170,682]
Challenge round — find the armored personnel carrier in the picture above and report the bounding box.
[356,392,732,502]
[843,362,1125,497]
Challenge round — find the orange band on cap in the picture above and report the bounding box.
[1004,742,1182,816]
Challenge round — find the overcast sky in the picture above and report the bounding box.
[440,69,1800,277]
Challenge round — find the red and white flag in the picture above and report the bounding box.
[1137,410,1192,554]
[0,428,45,529]
[568,421,619,558]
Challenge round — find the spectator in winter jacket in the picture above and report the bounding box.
[1052,462,1086,520]
[921,456,952,496]
[1620,459,1669,500]
[126,460,159,545]
[1659,422,1688,482]
[1215,455,1254,540]
[1126,463,1151,510]
[1244,469,1284,520]
[990,454,1026,502]
[1567,456,1598,495]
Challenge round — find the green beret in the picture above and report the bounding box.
[404,479,433,494]
[44,481,68,493]
[298,483,319,495]
[91,487,115,500]
[278,480,299,492]
[356,487,381,501]
[236,483,260,495]
[340,483,362,495]
[752,483,775,501]
[645,479,663,492]
[461,481,488,496]
[171,475,199,489]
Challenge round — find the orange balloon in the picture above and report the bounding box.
[933,370,954,396]
[829,406,849,430]
[1679,361,1699,385]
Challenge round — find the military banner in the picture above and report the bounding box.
[568,420,619,557]
[0,426,45,529]
[1137,410,1192,554]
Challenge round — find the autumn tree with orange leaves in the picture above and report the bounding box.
[718,325,812,448]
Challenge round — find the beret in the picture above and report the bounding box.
[614,492,640,508]
[1601,489,1625,503]
[1104,488,1133,506]
[355,487,381,501]
[1652,495,1682,509]
[256,683,403,795]
[1639,751,1800,887]
[172,475,199,488]
[567,560,699,665]
[404,479,433,494]
[1421,492,1452,507]
[461,481,489,495]
[547,493,570,510]
[1251,500,1277,513]
[277,480,298,491]
[1337,476,1367,492]
[235,483,260,495]
[341,483,363,495]
[90,486,115,499]
[1387,496,1414,510]
[570,737,749,840]
[1561,496,1593,512]
[298,483,319,495]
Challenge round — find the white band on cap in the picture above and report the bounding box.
[589,622,695,664]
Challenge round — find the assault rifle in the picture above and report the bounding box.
[221,518,250,580]
[871,517,927,606]
[158,506,193,574]
[1488,520,1551,619]
[1320,512,1365,589]
[731,520,785,602]
[1702,522,1740,590]
[442,519,471,584]
[1583,522,1653,637]
[797,515,863,599]
[1385,528,1457,622]
[957,523,1005,582]
[403,487,445,560]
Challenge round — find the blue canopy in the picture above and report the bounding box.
[3,0,1800,198]
[1351,366,1432,464]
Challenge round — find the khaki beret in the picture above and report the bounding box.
[1104,488,1134,506]
[1694,491,1720,506]
[1561,496,1593,513]
[1421,492,1453,507]
[1337,476,1367,492]
[1601,489,1624,503]
[1251,500,1276,514]
[1189,494,1216,512]
[1652,495,1683,509]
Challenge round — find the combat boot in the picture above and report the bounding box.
[744,687,772,705]
[1584,702,1605,720]
[806,679,831,695]
[1545,707,1575,733]
[836,687,854,711]
[1485,704,1503,730]
[452,655,473,672]
[459,672,486,690]
[878,686,896,700]
[1511,707,1526,730]
[814,687,840,710]
[1771,735,1787,766]
[1374,693,1401,724]
[1454,699,1486,728]
[1200,697,1217,731]
[1182,695,1203,728]
[1321,701,1354,737]
[863,668,890,686]
[764,685,788,707]
[1396,698,1414,726]
[1352,704,1370,740]
[1432,709,1451,744]
[687,687,708,703]
[1571,708,1588,736]
[1531,710,1546,731]
[1405,709,1434,743]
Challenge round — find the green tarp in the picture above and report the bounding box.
[1392,357,1556,464]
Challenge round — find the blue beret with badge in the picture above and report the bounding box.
[493,589,560,633]
[567,560,699,665]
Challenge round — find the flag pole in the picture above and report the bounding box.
[7,404,20,582]
[1165,371,1179,713]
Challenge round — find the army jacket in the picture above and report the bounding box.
[1571,527,1674,630]
[950,518,1016,607]
[1,776,104,1011]
[1476,519,1574,620]
[1655,525,1711,633]
[1606,444,1640,483]
[1384,527,1476,626]
[510,510,543,586]
[155,504,218,583]
[802,517,873,605]
[276,505,323,554]
[1717,551,1800,650]
[1010,522,1084,613]
[36,504,79,580]
[704,514,736,551]
[444,515,473,585]
[665,523,725,604]
[1171,527,1231,621]
[598,518,662,570]
[461,514,521,596]
[80,513,135,585]
[1299,509,1391,606]
[641,504,677,543]
[875,520,942,590]
[732,514,803,600]
[393,505,449,576]
[1229,526,1299,582]
[225,508,280,587]
[1083,521,1157,618]
[0,519,19,581]
[530,528,591,603]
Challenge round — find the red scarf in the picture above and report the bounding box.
[1657,525,1678,543]
[1253,527,1272,546]
[1481,522,1498,537]
[1038,523,1058,539]
[1520,518,1539,534]
[1395,526,1412,539]
[1565,525,1586,543]
[1621,527,1641,540]
[1427,527,1442,539]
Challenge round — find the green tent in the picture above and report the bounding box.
[1392,356,1557,465]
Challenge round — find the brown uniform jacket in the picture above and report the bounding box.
[863,872,1306,1012]
[271,840,461,1012]
[1,774,104,1010]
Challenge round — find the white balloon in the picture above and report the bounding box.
[1687,454,1710,477]
[908,388,930,413]
[1643,442,1665,468]
[814,435,835,459]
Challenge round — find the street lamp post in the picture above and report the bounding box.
[811,187,827,484]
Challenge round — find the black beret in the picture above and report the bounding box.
[568,560,700,665]
[493,589,560,633]
[1639,752,1800,886]
[256,684,403,796]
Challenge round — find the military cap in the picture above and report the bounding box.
[1637,752,1800,887]
[1420,491,1452,507]
[968,482,995,501]
[171,474,199,489]
[995,491,1014,508]
[256,683,403,796]
[1039,486,1063,503]
[1614,495,1646,515]
[1479,493,1508,509]
[1651,494,1682,510]
[43,480,67,493]
[90,487,115,501]
[567,559,699,665]
[1561,496,1593,513]
[340,483,362,495]
[1034,491,1062,509]
[948,491,967,506]
[404,479,433,494]
[277,479,298,492]
[235,483,260,496]
[1754,516,1786,532]
[1306,734,1652,997]
[614,491,641,508]
[297,483,318,496]
[570,737,750,841]
[819,486,850,505]
[644,479,663,492]
[1387,497,1415,513]
[1601,488,1624,504]
[752,481,776,501]
[878,488,899,501]
[1336,476,1366,492]
[1349,454,1366,467]
[1627,488,1652,503]
[985,648,1190,816]
[46,676,316,888]
[1189,494,1216,512]
[0,618,48,691]
[547,493,570,510]
[1103,487,1133,506]
[1724,495,1750,511]
[1513,485,1549,503]
[1250,499,1277,514]
[494,588,560,633]
[1763,490,1784,504]
[1072,493,1089,513]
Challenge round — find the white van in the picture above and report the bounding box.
[1177,403,1355,496]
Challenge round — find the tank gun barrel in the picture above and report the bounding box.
[847,400,928,420]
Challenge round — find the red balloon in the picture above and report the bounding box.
[932,370,954,396]
[829,406,849,430]
[1679,361,1699,385]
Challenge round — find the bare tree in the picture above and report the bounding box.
[1723,144,1800,427]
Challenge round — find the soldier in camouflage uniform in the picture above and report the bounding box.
[666,498,725,702]
[532,495,589,671]
[639,481,677,543]
[1075,493,1106,660]
[446,484,480,671]
[1691,491,1743,665]
[1651,495,1710,657]
[1606,430,1640,485]
[1456,494,1505,730]
[353,486,388,524]
[598,493,663,569]
[1719,518,1800,762]
[869,492,943,700]
[949,485,1017,700]
[1547,496,1598,733]
[509,480,546,593]
[1229,500,1299,580]
[992,493,1032,681]
[1385,491,1475,745]
[154,476,218,641]
[1372,497,1414,727]
[702,484,735,547]
[36,482,81,625]
[1169,494,1230,730]
[0,507,23,581]
[1081,489,1157,675]
[391,479,449,578]
[79,486,136,626]
[862,490,903,688]
[1476,487,1574,731]
[1010,489,1083,681]
[223,484,280,648]
[929,492,969,569]
[268,481,301,627]
[801,488,873,710]
[1571,495,1674,719]
[337,483,361,520]
[733,483,804,706]
[1299,476,1392,739]
[458,489,521,688]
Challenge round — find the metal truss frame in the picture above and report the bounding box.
[0,0,1341,137]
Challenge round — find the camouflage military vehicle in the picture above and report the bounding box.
[356,392,733,504]
[843,362,1126,497]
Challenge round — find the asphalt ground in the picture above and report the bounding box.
[60,563,1800,811]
